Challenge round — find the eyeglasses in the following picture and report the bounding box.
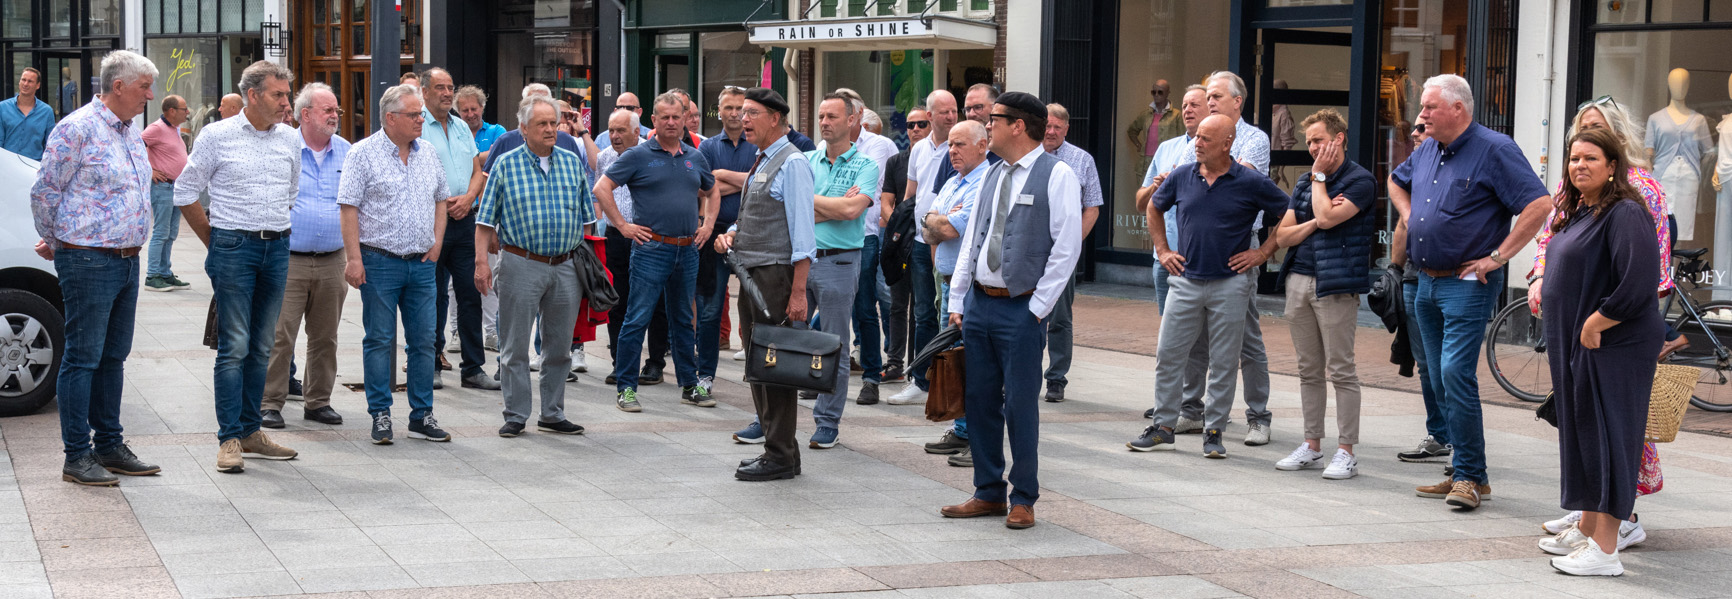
[906,120,930,129]
[617,104,639,111]
[965,104,987,113]
[388,111,424,121]
[741,108,766,119]
[989,113,1016,122]
[1576,94,1615,112]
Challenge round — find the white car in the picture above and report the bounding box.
[0,149,63,417]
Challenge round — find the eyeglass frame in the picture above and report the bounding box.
[1576,94,1616,112]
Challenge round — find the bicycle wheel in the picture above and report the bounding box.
[1673,300,1732,412]
[1485,298,1551,402]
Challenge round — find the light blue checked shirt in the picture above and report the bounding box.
[290,132,351,253]
[475,145,595,257]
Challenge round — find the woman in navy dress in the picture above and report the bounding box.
[1540,127,1664,576]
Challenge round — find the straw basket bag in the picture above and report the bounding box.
[1647,364,1700,443]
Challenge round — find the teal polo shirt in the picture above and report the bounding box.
[806,144,880,250]
[421,108,478,200]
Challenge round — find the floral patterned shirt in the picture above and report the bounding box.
[29,100,152,249]
[1531,166,1671,292]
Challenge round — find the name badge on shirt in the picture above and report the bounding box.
[754,172,769,185]
[1016,194,1035,206]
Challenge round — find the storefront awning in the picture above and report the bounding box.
[747,16,996,51]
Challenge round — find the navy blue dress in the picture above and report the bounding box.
[1540,199,1663,520]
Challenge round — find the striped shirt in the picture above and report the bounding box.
[475,145,595,257]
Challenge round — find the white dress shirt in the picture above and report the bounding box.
[947,147,1082,320]
[173,114,301,231]
[854,129,900,237]
[908,136,950,244]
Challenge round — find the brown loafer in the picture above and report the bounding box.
[1006,504,1035,529]
[940,498,1009,518]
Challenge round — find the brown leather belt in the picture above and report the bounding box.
[647,232,696,246]
[61,243,141,258]
[975,283,1031,298]
[502,245,572,266]
[1420,267,1460,278]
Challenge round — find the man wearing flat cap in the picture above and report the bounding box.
[713,88,817,481]
[939,91,1082,529]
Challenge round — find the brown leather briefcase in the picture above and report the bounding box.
[924,346,966,422]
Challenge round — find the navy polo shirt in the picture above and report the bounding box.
[1288,160,1377,275]
[602,140,715,237]
[1395,123,1548,271]
[1151,161,1291,281]
[785,128,817,152]
[698,131,757,226]
[483,129,588,180]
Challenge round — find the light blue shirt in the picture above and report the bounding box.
[421,109,478,199]
[1144,132,1192,255]
[290,133,352,253]
[729,135,816,263]
[0,96,56,160]
[933,163,986,275]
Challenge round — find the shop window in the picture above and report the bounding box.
[823,49,933,150]
[3,0,28,38]
[495,30,595,129]
[146,37,222,136]
[698,31,767,138]
[497,0,597,30]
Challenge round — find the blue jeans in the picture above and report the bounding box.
[613,240,698,390]
[54,249,138,457]
[852,235,885,383]
[696,248,731,380]
[1412,269,1504,484]
[908,242,939,390]
[206,229,289,442]
[147,182,179,278]
[1154,262,1171,313]
[1404,279,1448,445]
[962,287,1046,506]
[359,249,437,420]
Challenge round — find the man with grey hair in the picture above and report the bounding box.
[474,94,593,438]
[419,67,498,391]
[142,94,191,292]
[1038,102,1104,403]
[30,49,162,485]
[260,82,350,429]
[861,108,883,135]
[175,59,301,473]
[341,83,451,446]
[1393,73,1550,510]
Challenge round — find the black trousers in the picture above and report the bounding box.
[742,263,799,468]
[435,221,485,379]
[605,228,669,368]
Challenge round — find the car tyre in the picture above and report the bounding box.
[0,289,62,417]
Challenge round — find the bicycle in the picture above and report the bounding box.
[1485,246,1732,412]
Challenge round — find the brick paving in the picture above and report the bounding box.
[0,241,1729,598]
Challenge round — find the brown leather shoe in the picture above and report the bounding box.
[238,430,298,460]
[1444,480,1481,509]
[1416,478,1491,499]
[1006,504,1035,529]
[940,498,1009,519]
[1659,336,1690,361]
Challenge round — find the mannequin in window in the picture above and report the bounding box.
[1716,75,1731,272]
[1645,68,1715,240]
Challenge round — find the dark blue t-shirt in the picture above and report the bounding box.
[1395,123,1548,271]
[698,132,757,227]
[1152,161,1291,281]
[483,130,586,178]
[602,141,716,237]
[785,128,817,152]
[1288,160,1378,275]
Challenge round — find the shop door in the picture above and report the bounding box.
[656,54,690,98]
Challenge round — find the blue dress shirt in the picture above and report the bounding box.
[1395,123,1549,271]
[0,96,56,160]
[290,133,352,253]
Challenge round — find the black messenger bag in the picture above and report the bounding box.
[742,322,842,394]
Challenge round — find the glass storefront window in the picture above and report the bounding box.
[497,0,597,30]
[146,37,222,141]
[1590,29,1732,259]
[697,32,767,138]
[1109,1,1229,252]
[823,49,933,150]
[495,30,595,129]
[3,0,28,38]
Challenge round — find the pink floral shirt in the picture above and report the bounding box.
[28,100,152,249]
[1530,166,1672,292]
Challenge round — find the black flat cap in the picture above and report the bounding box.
[744,88,790,116]
[996,91,1045,116]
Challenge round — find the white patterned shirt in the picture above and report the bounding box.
[1051,141,1104,209]
[173,114,301,231]
[595,146,634,229]
[337,130,448,256]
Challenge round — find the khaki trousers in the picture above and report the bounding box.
[263,252,348,411]
[1283,273,1361,445]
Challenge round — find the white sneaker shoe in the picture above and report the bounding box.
[886,385,928,405]
[1540,526,1588,556]
[1173,416,1204,434]
[1543,510,1584,535]
[1244,422,1271,446]
[1321,449,1358,480]
[529,355,542,372]
[572,348,588,373]
[1274,443,1324,471]
[733,350,746,361]
[1551,538,1623,576]
[1618,515,1646,550]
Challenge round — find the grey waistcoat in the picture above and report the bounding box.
[732,143,801,270]
[967,152,1061,296]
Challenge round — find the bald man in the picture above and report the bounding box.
[143,95,191,292]
[218,93,243,119]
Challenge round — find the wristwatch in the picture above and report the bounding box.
[1490,249,1509,265]
[1312,171,1328,183]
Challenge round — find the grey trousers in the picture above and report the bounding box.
[1043,276,1077,386]
[1154,273,1255,432]
[496,251,582,425]
[809,250,859,430]
[1177,289,1271,425]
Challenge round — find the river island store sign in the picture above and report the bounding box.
[748,16,995,50]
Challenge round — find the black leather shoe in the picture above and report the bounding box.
[96,445,160,476]
[63,454,118,486]
[498,421,525,437]
[640,363,665,385]
[735,458,798,481]
[303,406,343,425]
[604,374,618,385]
[260,409,286,429]
[462,372,502,390]
[287,377,304,398]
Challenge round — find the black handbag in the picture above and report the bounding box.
[743,322,842,394]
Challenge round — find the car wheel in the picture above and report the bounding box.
[0,289,62,417]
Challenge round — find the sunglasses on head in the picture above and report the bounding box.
[907,120,930,128]
[1576,94,1616,112]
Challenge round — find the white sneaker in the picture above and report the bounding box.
[1540,526,1588,556]
[1274,444,1324,471]
[733,350,746,361]
[529,355,542,372]
[1173,416,1204,434]
[1321,449,1358,480]
[1543,510,1584,535]
[1551,538,1623,576]
[571,347,588,373]
[1619,515,1646,550]
[886,385,927,405]
[1244,422,1271,446]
